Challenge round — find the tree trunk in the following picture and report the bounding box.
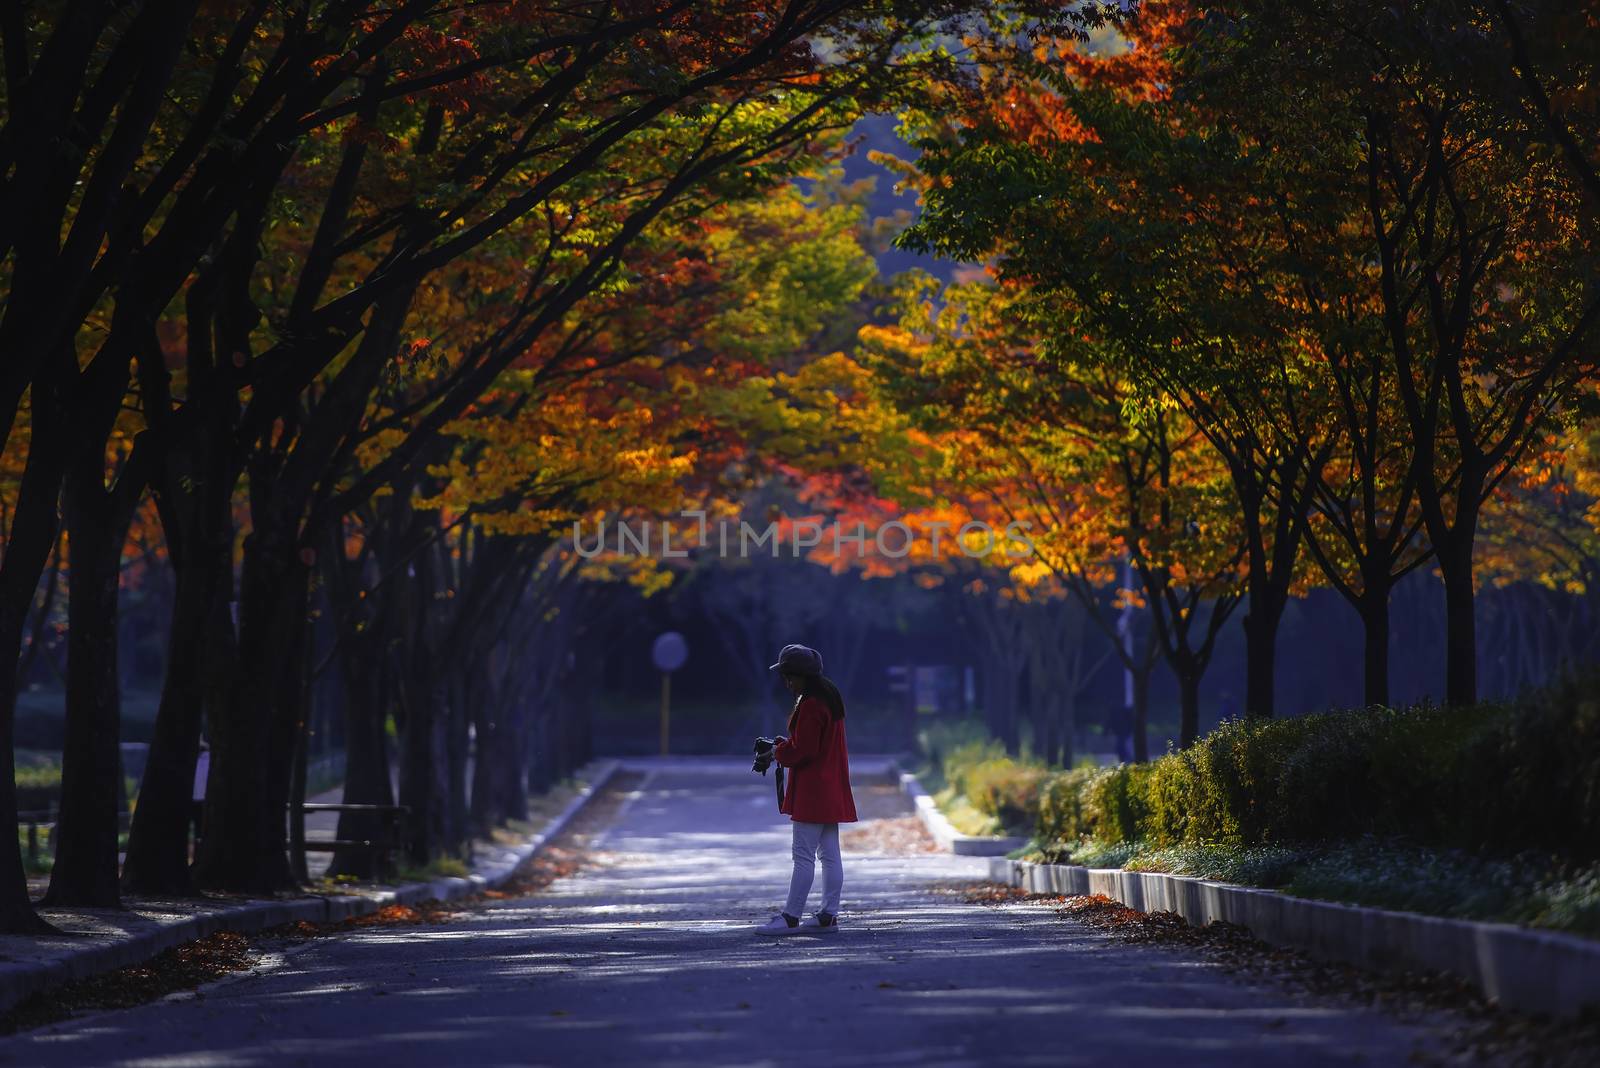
[398,666,448,867]
[122,522,231,894]
[1439,535,1479,706]
[1177,664,1201,751]
[1131,665,1151,763]
[497,662,532,823]
[502,709,530,823]
[444,677,470,858]
[192,536,307,893]
[1040,695,1060,767]
[1057,690,1076,768]
[288,705,311,885]
[43,454,127,907]
[1242,602,1280,719]
[530,711,556,795]
[1359,579,1392,707]
[0,376,70,932]
[469,686,498,837]
[329,661,395,879]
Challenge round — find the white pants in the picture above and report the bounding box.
[784,821,842,918]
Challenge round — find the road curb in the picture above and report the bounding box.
[886,758,1027,857]
[989,856,1600,1019]
[0,759,621,1017]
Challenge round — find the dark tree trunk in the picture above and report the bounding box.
[996,672,1020,756]
[469,691,498,836]
[1177,664,1201,751]
[502,706,530,823]
[1359,577,1392,708]
[500,673,529,821]
[444,677,470,858]
[1039,695,1060,767]
[43,453,129,907]
[122,496,232,895]
[526,712,552,795]
[1439,535,1479,706]
[287,607,317,885]
[1056,691,1076,768]
[398,667,447,867]
[330,674,395,878]
[0,619,51,932]
[1130,666,1151,764]
[0,370,70,932]
[1242,601,1281,720]
[192,536,307,894]
[288,709,310,884]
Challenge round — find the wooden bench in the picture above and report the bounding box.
[294,803,409,882]
[18,808,55,862]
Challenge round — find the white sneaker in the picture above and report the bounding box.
[756,913,802,935]
[801,911,840,932]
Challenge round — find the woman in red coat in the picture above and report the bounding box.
[758,644,857,935]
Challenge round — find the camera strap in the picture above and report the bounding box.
[775,764,785,810]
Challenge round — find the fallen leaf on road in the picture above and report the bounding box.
[0,932,253,1035]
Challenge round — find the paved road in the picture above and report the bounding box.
[1,763,1461,1067]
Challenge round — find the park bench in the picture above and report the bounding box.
[17,806,133,863]
[294,803,409,881]
[18,807,55,863]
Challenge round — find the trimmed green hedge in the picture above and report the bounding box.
[1035,673,1600,862]
[1038,762,1151,847]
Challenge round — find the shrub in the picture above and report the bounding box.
[964,757,1047,835]
[1037,767,1096,848]
[941,737,1006,800]
[1028,669,1600,866]
[1449,674,1600,861]
[1083,762,1151,845]
[14,760,62,812]
[14,764,62,791]
[1037,763,1150,851]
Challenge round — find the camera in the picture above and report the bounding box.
[752,735,786,775]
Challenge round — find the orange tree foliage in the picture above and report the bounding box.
[848,274,1244,749]
[405,180,877,594]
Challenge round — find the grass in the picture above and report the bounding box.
[394,857,471,882]
[1031,836,1600,939]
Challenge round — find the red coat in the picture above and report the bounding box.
[773,695,857,824]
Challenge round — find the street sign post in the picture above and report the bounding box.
[652,632,688,755]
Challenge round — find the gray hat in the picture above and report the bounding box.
[769,643,823,675]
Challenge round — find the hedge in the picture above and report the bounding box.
[932,734,1048,836]
[1022,671,1600,863]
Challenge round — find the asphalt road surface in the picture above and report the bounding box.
[0,762,1464,1067]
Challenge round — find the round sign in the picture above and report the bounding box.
[651,631,688,673]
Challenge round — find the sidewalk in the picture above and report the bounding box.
[0,759,620,1015]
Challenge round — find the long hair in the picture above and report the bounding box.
[787,672,846,722]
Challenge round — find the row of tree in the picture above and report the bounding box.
[1,0,1098,935]
[761,0,1599,760]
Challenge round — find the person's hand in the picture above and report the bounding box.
[753,736,780,774]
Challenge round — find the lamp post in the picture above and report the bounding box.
[651,631,688,756]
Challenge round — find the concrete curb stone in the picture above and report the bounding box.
[989,856,1600,1019]
[0,759,621,1017]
